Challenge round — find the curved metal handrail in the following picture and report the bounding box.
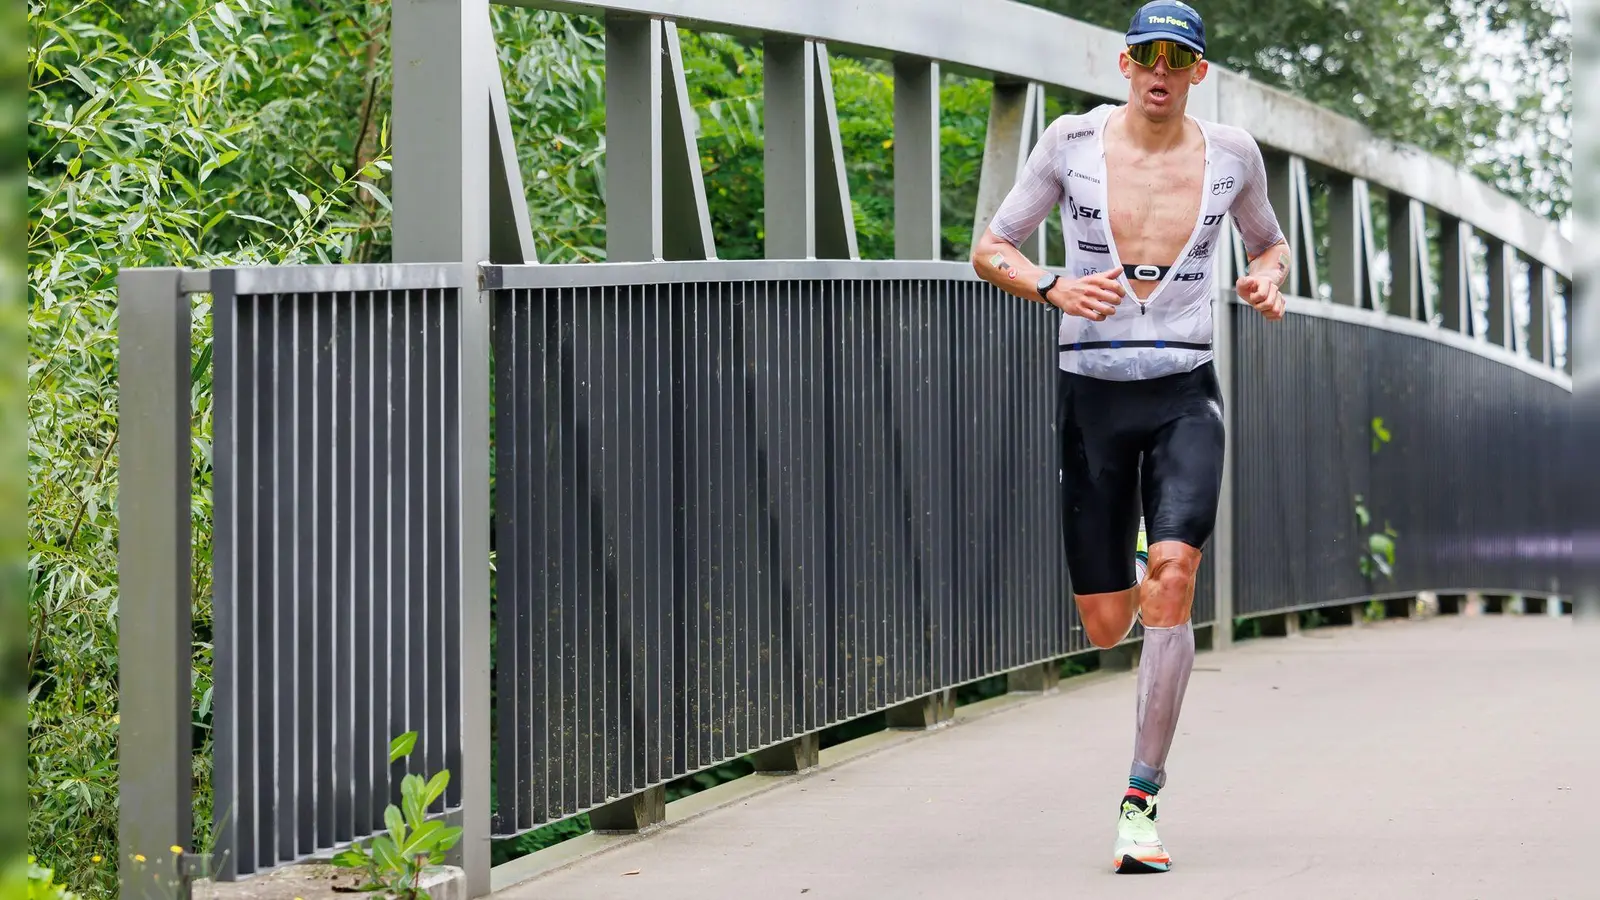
[484,259,1573,389]
[510,0,1569,276]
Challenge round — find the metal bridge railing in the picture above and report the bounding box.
[117,259,1563,898]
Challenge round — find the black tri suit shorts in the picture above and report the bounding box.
[1056,361,1226,596]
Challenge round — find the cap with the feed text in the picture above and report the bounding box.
[1125,1,1206,55]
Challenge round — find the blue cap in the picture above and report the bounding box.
[1126,1,1206,55]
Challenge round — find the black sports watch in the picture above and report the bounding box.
[1035,272,1059,304]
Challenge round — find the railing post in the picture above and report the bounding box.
[605,14,664,262]
[1388,194,1429,321]
[764,37,816,259]
[1263,151,1300,291]
[893,57,941,260]
[1486,238,1514,350]
[1439,216,1471,335]
[1327,175,1361,306]
[116,268,193,900]
[392,0,493,892]
[660,22,718,260]
[970,79,1032,255]
[1211,222,1236,650]
[1528,261,1552,364]
[812,44,860,259]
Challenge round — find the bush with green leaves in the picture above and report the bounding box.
[28,0,390,893]
[26,856,78,900]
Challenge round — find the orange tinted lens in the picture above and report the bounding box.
[1128,40,1199,69]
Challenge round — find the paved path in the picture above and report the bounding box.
[496,615,1594,899]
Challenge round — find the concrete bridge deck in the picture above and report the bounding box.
[494,614,1593,900]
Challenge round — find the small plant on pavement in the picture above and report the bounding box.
[331,732,462,898]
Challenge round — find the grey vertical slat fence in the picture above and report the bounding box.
[1231,303,1570,616]
[209,268,465,879]
[484,272,1172,838]
[118,259,1567,895]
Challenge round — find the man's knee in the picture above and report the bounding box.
[1084,615,1127,650]
[1141,542,1201,627]
[1077,589,1139,649]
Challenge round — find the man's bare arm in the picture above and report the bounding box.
[1246,239,1291,289]
[972,229,1124,320]
[971,229,1055,303]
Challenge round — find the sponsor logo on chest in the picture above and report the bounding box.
[1068,195,1103,221]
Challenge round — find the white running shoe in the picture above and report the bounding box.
[1112,795,1171,874]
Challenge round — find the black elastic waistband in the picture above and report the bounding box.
[1059,340,1211,352]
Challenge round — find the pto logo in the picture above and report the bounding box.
[1078,240,1110,254]
[1211,176,1236,196]
[1147,15,1191,29]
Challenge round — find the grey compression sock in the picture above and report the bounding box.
[1130,621,1195,789]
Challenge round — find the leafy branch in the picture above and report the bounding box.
[331,732,462,898]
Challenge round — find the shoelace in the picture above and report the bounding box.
[1120,802,1160,841]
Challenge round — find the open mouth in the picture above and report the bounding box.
[1149,86,1170,100]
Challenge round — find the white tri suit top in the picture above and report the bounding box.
[989,104,1286,382]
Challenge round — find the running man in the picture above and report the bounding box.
[971,0,1290,874]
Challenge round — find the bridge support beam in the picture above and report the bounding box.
[1006,661,1060,694]
[886,689,955,730]
[1098,643,1141,671]
[751,734,821,774]
[590,787,667,834]
[1256,611,1301,638]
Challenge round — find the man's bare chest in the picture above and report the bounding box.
[1102,153,1207,259]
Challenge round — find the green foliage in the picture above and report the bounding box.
[28,0,391,893]
[27,856,78,900]
[1370,416,1392,454]
[332,733,463,899]
[1354,493,1400,580]
[1020,0,1570,221]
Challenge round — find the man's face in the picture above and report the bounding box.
[1119,44,1208,121]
